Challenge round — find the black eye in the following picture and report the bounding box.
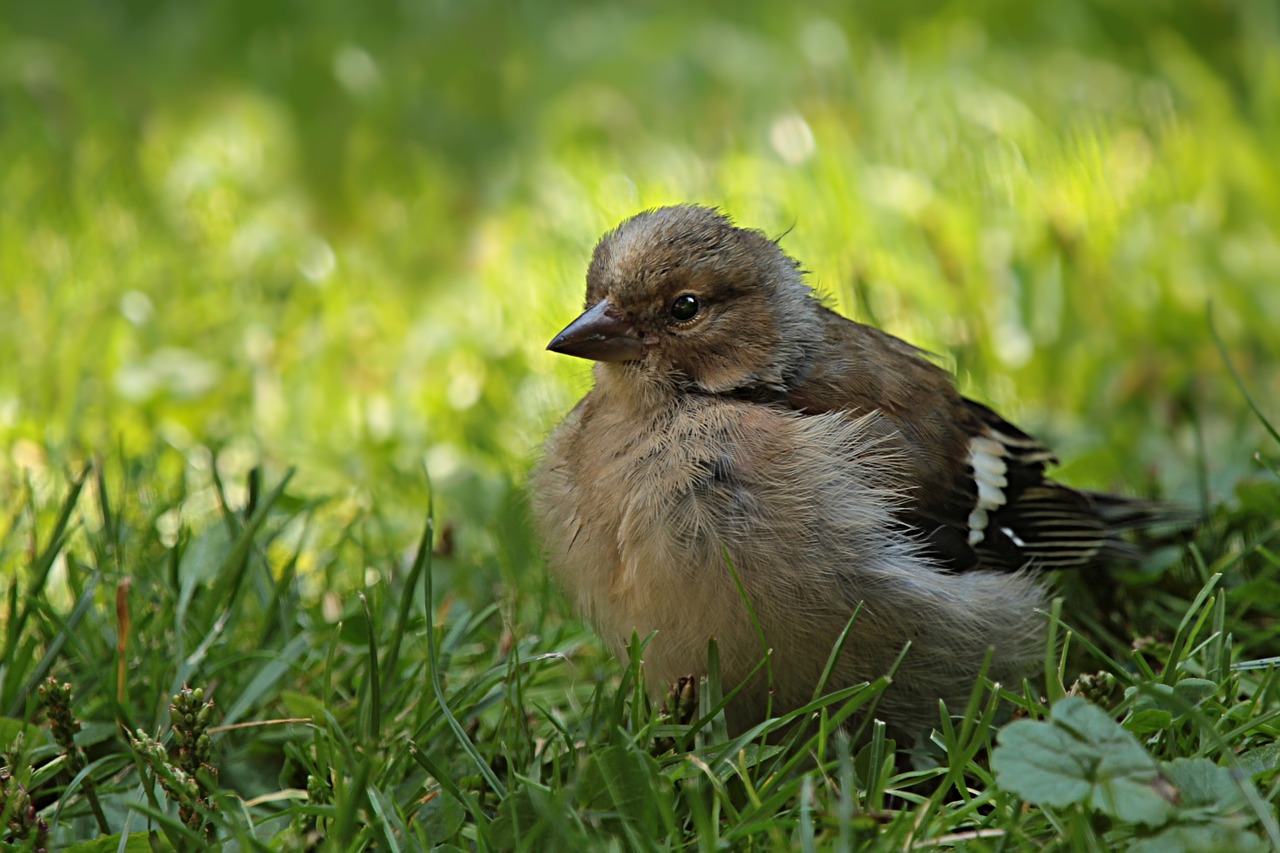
[670,294,700,322]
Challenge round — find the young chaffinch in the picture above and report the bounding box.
[531,204,1173,737]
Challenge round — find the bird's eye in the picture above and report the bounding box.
[670,294,700,322]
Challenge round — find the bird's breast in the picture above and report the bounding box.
[534,392,764,664]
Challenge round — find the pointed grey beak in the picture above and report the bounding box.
[547,298,645,363]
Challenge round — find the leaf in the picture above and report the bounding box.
[577,742,664,826]
[1172,678,1219,706]
[490,784,550,850]
[419,789,467,845]
[63,834,165,853]
[1237,743,1280,780]
[1161,758,1248,814]
[1054,698,1156,771]
[1128,823,1270,853]
[1128,678,1219,725]
[1090,773,1178,829]
[75,720,120,749]
[992,718,1094,807]
[1125,707,1174,735]
[993,697,1176,827]
[178,524,234,584]
[277,689,327,721]
[0,716,45,748]
[1234,479,1280,518]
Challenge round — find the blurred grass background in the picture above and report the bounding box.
[3,1,1280,846]
[3,0,1278,554]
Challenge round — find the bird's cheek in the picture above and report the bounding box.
[682,350,756,393]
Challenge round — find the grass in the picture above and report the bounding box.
[5,445,1280,849]
[2,0,1279,849]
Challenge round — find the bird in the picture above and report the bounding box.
[531,204,1175,738]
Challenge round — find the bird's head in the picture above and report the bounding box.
[547,205,818,395]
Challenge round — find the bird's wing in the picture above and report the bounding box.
[781,308,1152,573]
[957,399,1119,571]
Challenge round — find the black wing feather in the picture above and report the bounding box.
[953,400,1176,573]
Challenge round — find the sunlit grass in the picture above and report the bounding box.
[1,1,1278,848]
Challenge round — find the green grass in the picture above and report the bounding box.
[2,0,1279,849]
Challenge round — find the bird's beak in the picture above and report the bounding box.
[546,299,645,363]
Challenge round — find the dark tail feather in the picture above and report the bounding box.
[1083,491,1200,531]
[1084,491,1199,562]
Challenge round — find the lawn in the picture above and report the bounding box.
[1,1,1278,849]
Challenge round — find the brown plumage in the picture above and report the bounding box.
[531,204,1174,737]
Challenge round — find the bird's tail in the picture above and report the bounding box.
[1084,491,1199,561]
